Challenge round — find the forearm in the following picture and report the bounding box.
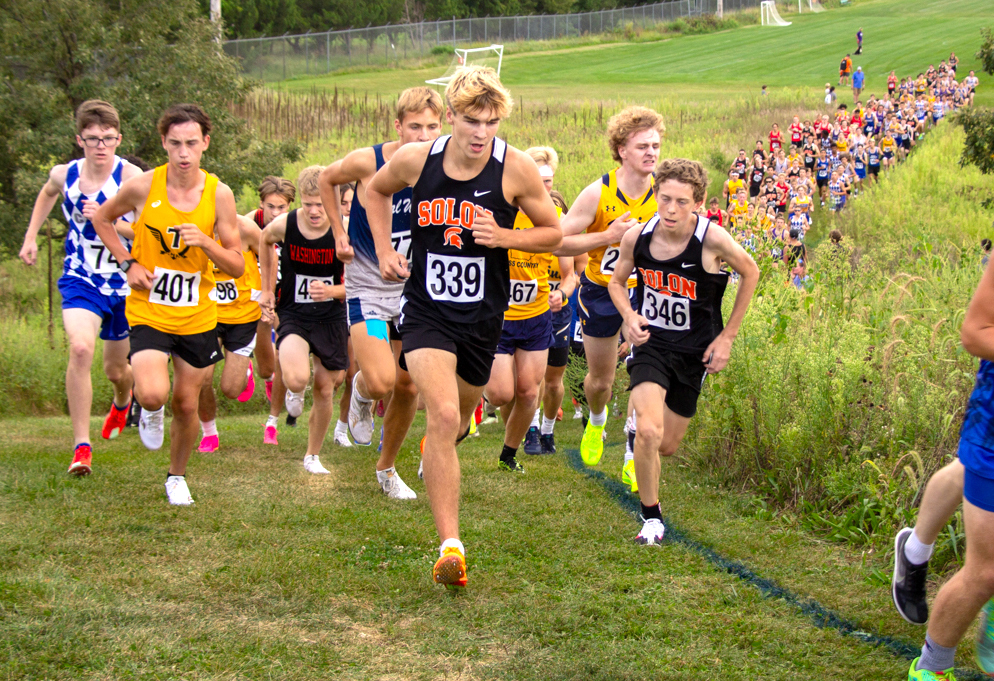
[26,192,60,242]
[93,216,133,264]
[329,284,346,301]
[608,281,635,321]
[505,225,561,254]
[259,244,277,292]
[321,183,347,242]
[555,231,611,257]
[204,243,245,279]
[367,189,395,257]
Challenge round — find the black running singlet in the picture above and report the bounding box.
[276,210,345,322]
[632,215,729,354]
[403,135,518,324]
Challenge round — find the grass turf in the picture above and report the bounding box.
[0,409,979,679]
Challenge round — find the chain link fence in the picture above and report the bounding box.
[224,0,767,82]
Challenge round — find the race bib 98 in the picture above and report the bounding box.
[427,253,485,304]
[82,239,122,275]
[295,274,336,304]
[642,288,690,332]
[509,279,539,306]
[215,280,239,305]
[150,268,201,307]
[391,230,412,260]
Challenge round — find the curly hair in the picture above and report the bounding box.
[606,106,665,164]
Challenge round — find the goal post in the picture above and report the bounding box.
[426,44,504,87]
[761,1,792,26]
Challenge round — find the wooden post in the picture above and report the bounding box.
[47,219,54,347]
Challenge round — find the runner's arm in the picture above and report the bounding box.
[185,183,243,279]
[318,161,347,253]
[556,255,576,301]
[961,261,994,362]
[486,150,561,254]
[555,182,635,256]
[257,214,287,321]
[367,142,427,282]
[608,226,648,346]
[237,214,263,255]
[701,226,760,373]
[93,173,155,290]
[20,165,68,266]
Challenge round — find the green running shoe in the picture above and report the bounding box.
[621,459,638,493]
[978,598,994,675]
[907,657,957,681]
[580,421,605,466]
[498,458,525,474]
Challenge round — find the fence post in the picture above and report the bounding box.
[453,16,456,44]
[282,33,286,80]
[326,32,330,72]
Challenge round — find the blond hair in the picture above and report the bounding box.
[76,100,120,134]
[257,176,296,204]
[653,159,709,204]
[526,146,559,173]
[606,106,665,164]
[445,66,513,119]
[396,86,443,123]
[297,165,324,197]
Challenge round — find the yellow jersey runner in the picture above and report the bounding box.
[584,169,657,289]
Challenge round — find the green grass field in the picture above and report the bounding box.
[280,0,994,107]
[4,0,994,677]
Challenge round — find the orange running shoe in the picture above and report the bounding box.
[101,398,130,440]
[433,546,467,587]
[68,444,92,476]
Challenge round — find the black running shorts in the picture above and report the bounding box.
[398,310,503,387]
[276,316,349,371]
[217,320,258,357]
[626,343,708,419]
[129,324,221,369]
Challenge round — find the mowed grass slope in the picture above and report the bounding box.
[0,412,952,680]
[283,0,994,106]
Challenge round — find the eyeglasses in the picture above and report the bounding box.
[80,135,120,148]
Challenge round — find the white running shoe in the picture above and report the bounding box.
[634,518,665,546]
[377,467,417,499]
[164,475,194,506]
[347,373,375,446]
[573,406,583,420]
[334,428,353,447]
[303,454,330,475]
[418,458,424,480]
[285,390,305,418]
[139,407,165,450]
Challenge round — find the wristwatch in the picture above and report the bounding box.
[120,258,137,273]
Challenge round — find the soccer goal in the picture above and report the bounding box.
[761,1,792,26]
[799,0,826,11]
[426,44,504,87]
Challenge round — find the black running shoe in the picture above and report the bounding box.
[540,433,556,454]
[523,426,542,455]
[498,458,525,473]
[286,414,298,428]
[892,527,929,625]
[126,398,141,428]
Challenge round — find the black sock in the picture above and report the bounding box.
[640,502,662,521]
[166,472,184,481]
[627,429,636,452]
[500,444,517,463]
[456,424,472,444]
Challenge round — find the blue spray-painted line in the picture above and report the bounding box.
[564,446,987,681]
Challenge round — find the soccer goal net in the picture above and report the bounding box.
[426,44,504,87]
[761,1,792,26]
[800,0,826,11]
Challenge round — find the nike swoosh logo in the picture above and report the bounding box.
[681,263,694,269]
[474,190,491,197]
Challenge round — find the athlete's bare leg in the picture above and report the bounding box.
[278,334,314,396]
[925,500,994,647]
[631,381,692,508]
[198,366,217,423]
[255,319,276,381]
[914,460,965,544]
[583,334,622,416]
[168,358,213,476]
[376,340,419,472]
[351,323,398,401]
[218,351,251,400]
[63,308,132,445]
[542,364,567,421]
[405,347,484,543]
[338,338,357,420]
[268,360,287,419]
[308,362,345,457]
[131,350,172,412]
[504,349,547,449]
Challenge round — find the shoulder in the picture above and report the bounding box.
[392,140,433,169]
[48,162,71,188]
[503,144,539,177]
[120,160,144,181]
[213,179,236,205]
[342,146,379,175]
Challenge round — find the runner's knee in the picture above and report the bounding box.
[68,338,95,366]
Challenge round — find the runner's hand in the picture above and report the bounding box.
[259,291,276,323]
[335,231,354,265]
[177,223,211,249]
[471,206,505,249]
[128,262,155,291]
[308,280,333,302]
[19,238,38,266]
[81,199,99,220]
[378,249,409,283]
[702,334,733,374]
[549,289,564,313]
[604,211,638,244]
[622,314,650,347]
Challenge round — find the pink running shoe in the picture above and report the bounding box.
[198,434,219,453]
[265,379,273,403]
[237,363,255,403]
[264,425,278,445]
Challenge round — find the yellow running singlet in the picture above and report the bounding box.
[584,169,657,288]
[506,208,562,321]
[215,248,262,325]
[127,165,219,334]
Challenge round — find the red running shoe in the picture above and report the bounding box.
[101,398,130,440]
[68,444,92,476]
[433,546,467,587]
[237,363,255,402]
[265,379,273,403]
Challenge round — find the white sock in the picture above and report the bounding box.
[904,529,934,565]
[266,415,278,428]
[335,419,348,435]
[440,537,465,558]
[541,415,556,435]
[590,408,607,427]
[200,419,217,437]
[530,408,540,429]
